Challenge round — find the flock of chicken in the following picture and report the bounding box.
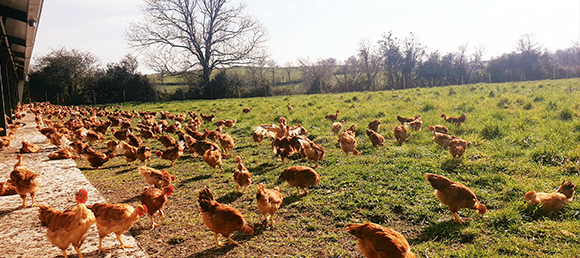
[0,101,576,258]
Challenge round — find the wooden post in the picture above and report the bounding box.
[45,92,47,102]
[123,90,126,103]
[489,73,492,83]
[553,68,556,80]
[182,90,185,101]
[461,75,464,85]
[93,92,96,105]
[431,77,433,87]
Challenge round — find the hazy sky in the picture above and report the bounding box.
[33,0,579,74]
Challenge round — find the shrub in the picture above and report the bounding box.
[559,108,574,121]
[480,123,502,140]
[530,149,568,166]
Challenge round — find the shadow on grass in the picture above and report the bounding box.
[178,174,212,187]
[115,166,135,175]
[417,220,471,244]
[216,191,243,204]
[186,224,264,258]
[187,245,235,258]
[440,158,463,173]
[280,194,304,208]
[249,162,281,176]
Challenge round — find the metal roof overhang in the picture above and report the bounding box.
[0,0,43,81]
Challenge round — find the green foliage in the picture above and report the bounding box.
[480,123,502,140]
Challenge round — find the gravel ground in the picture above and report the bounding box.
[0,114,148,258]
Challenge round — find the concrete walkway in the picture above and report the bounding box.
[0,114,148,258]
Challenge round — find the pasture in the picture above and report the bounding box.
[79,79,580,257]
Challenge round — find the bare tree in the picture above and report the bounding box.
[127,0,268,97]
[357,39,381,91]
[298,57,336,94]
[143,47,179,84]
[517,33,541,54]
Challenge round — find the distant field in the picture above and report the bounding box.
[80,79,580,257]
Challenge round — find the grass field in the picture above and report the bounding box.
[79,79,580,257]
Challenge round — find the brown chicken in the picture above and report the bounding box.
[10,154,41,207]
[126,131,143,148]
[200,113,215,122]
[105,140,119,157]
[0,179,17,196]
[396,114,420,125]
[83,147,114,168]
[0,131,15,150]
[88,203,147,253]
[204,127,222,142]
[331,120,345,135]
[48,149,76,160]
[158,135,177,148]
[405,117,423,131]
[198,186,254,247]
[338,130,359,156]
[203,145,224,174]
[449,138,468,159]
[298,138,325,167]
[368,119,381,132]
[137,145,152,165]
[288,103,294,111]
[218,133,235,158]
[431,132,458,149]
[111,128,129,141]
[525,180,575,214]
[256,183,283,226]
[325,110,340,122]
[141,185,174,229]
[37,189,96,258]
[425,173,487,223]
[366,129,385,147]
[233,156,252,192]
[71,140,88,156]
[139,166,177,189]
[136,127,157,141]
[242,108,252,113]
[155,141,184,167]
[346,222,416,258]
[428,125,449,135]
[216,119,237,128]
[20,140,40,153]
[441,113,467,126]
[393,125,408,145]
[251,127,265,145]
[279,166,321,195]
[120,141,139,164]
[82,130,104,144]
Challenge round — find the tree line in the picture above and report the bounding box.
[27,0,579,104]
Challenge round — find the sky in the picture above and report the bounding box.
[33,0,580,74]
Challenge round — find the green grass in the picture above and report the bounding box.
[79,79,580,257]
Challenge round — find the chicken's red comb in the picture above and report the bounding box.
[78,189,88,196]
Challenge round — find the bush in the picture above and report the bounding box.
[559,108,574,121]
[480,123,502,140]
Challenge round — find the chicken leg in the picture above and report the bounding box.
[97,237,111,253]
[214,232,226,247]
[452,211,470,223]
[226,236,240,246]
[30,193,36,207]
[116,233,133,249]
[150,216,160,229]
[19,195,28,207]
[73,246,84,258]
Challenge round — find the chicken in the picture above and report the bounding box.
[10,154,41,207]
[48,149,76,160]
[233,156,252,192]
[141,185,174,229]
[298,138,325,167]
[431,132,458,149]
[0,131,15,150]
[203,145,224,174]
[200,113,215,122]
[218,133,235,158]
[368,119,381,132]
[164,121,181,134]
[242,108,252,113]
[405,117,423,131]
[83,147,114,168]
[346,222,416,258]
[278,166,321,195]
[0,179,17,196]
[396,114,420,125]
[136,127,157,141]
[20,140,40,153]
[204,127,222,142]
[119,141,139,164]
[449,138,468,159]
[325,110,340,122]
[71,140,88,156]
[216,119,237,128]
[525,180,575,214]
[137,145,152,165]
[190,139,221,158]
[251,127,265,145]
[82,129,104,144]
[37,189,96,258]
[331,120,345,135]
[256,183,283,226]
[393,125,408,145]
[106,140,119,156]
[88,203,147,253]
[139,166,177,189]
[441,113,467,126]
[111,128,129,141]
[126,131,142,147]
[158,135,177,148]
[366,129,385,147]
[155,141,184,167]
[428,125,449,135]
[198,186,254,247]
[287,103,294,111]
[338,130,359,156]
[425,173,487,223]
